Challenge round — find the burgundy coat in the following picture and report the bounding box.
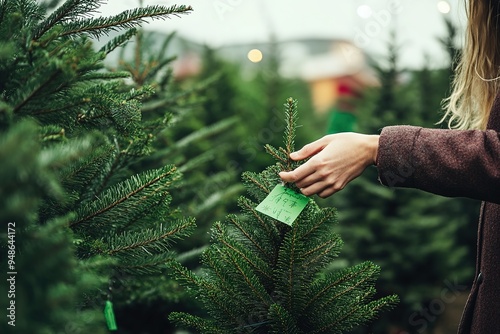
[376,95,500,333]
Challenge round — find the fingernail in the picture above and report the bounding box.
[290,152,298,159]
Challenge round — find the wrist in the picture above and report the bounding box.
[366,135,380,166]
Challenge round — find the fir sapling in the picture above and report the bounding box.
[168,98,398,334]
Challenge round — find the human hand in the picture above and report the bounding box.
[279,133,379,198]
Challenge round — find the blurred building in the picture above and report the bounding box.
[99,30,378,129]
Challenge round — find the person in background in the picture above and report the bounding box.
[280,0,500,333]
[327,73,367,134]
[301,41,377,134]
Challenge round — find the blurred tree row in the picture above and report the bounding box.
[0,1,198,333]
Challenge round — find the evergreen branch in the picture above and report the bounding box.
[264,144,288,165]
[107,218,195,255]
[169,261,242,325]
[239,197,278,238]
[174,116,239,150]
[310,290,395,334]
[33,0,104,40]
[143,55,177,83]
[215,223,273,281]
[243,172,271,194]
[59,5,193,39]
[215,225,273,308]
[39,0,64,11]
[70,165,178,227]
[31,98,88,116]
[150,117,238,164]
[287,225,298,311]
[309,302,365,334]
[158,31,176,57]
[228,215,272,260]
[169,313,227,334]
[175,246,207,265]
[302,238,342,264]
[170,97,396,332]
[201,248,260,322]
[13,67,62,114]
[115,253,175,275]
[283,97,298,170]
[304,262,377,313]
[302,266,364,312]
[93,139,123,196]
[203,249,236,293]
[75,86,144,134]
[58,139,114,193]
[79,71,130,82]
[99,28,137,55]
[195,184,244,216]
[140,74,218,113]
[114,192,171,233]
[268,303,300,334]
[227,255,272,309]
[300,208,336,239]
[168,261,208,290]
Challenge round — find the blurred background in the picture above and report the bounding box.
[35,0,479,333]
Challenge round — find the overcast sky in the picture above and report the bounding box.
[98,0,466,69]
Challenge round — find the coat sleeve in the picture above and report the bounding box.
[376,125,500,204]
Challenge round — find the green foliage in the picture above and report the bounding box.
[0,120,107,334]
[113,30,241,227]
[166,42,318,225]
[0,0,195,332]
[169,98,398,333]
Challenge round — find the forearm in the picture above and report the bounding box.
[377,125,500,204]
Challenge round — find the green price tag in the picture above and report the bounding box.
[104,300,117,331]
[256,184,309,226]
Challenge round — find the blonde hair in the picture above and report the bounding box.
[442,0,500,130]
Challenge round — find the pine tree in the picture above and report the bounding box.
[113,29,242,225]
[0,1,195,332]
[168,98,398,334]
[106,25,247,332]
[0,120,109,334]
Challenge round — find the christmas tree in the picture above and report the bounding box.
[168,98,398,333]
[107,25,246,332]
[0,0,196,332]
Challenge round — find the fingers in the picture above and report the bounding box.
[280,136,332,186]
[289,136,331,161]
[279,162,316,184]
[291,171,324,189]
[300,180,345,198]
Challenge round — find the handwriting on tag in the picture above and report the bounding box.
[256,184,309,226]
